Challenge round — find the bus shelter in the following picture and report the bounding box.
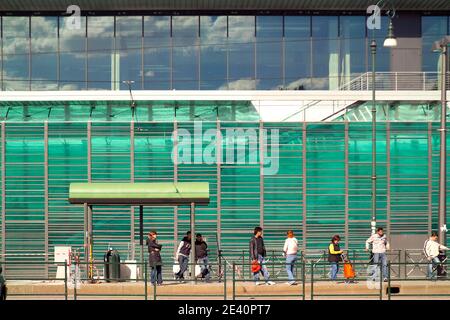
[68,182,210,279]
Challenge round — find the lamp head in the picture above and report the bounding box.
[383,19,397,48]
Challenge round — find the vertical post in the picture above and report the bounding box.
[173,121,178,258]
[259,120,264,230]
[216,120,222,256]
[438,44,447,248]
[388,262,391,300]
[44,121,49,279]
[64,260,68,301]
[370,39,377,235]
[428,122,433,235]
[88,205,93,280]
[223,260,227,300]
[302,260,306,300]
[144,259,148,301]
[386,121,391,238]
[344,121,349,249]
[302,122,307,249]
[379,260,383,300]
[190,202,196,279]
[232,262,236,300]
[1,122,6,273]
[84,203,88,268]
[310,261,314,301]
[139,205,144,278]
[130,121,135,261]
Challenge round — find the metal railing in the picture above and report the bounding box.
[231,262,306,300]
[310,261,384,300]
[339,72,450,91]
[153,262,227,300]
[387,262,450,300]
[73,261,148,300]
[0,261,68,300]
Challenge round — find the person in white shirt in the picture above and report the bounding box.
[365,227,390,281]
[283,230,298,285]
[423,231,449,280]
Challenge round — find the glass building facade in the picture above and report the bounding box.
[0,14,449,91]
[0,101,449,277]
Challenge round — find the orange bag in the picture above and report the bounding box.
[344,262,355,279]
[251,260,261,273]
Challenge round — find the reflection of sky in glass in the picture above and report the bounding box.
[422,16,448,72]
[1,15,446,91]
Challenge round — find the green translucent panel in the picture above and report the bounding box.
[1,120,449,276]
[0,101,259,122]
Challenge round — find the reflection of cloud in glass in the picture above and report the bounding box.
[220,79,258,90]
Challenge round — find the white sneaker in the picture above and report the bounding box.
[266,281,276,285]
[255,281,262,286]
[288,281,297,286]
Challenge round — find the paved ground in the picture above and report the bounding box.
[4,279,450,300]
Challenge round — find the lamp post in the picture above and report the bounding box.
[370,15,397,235]
[432,36,450,248]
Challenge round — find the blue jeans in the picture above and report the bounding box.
[373,253,388,279]
[330,262,339,280]
[427,257,440,279]
[151,265,162,285]
[177,255,189,279]
[285,254,297,282]
[253,254,270,282]
[197,257,211,280]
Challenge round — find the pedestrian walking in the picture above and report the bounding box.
[249,226,275,286]
[283,230,298,285]
[424,231,449,280]
[175,231,191,281]
[328,235,343,281]
[146,230,163,286]
[365,227,390,282]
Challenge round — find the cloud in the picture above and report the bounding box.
[220,78,258,90]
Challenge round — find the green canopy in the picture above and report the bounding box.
[68,182,210,205]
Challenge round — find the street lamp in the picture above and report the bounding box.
[370,14,398,235]
[432,36,449,249]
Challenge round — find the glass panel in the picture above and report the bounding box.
[31,17,58,90]
[87,16,114,90]
[312,16,339,89]
[284,16,311,90]
[368,15,390,73]
[200,16,227,90]
[422,16,447,72]
[228,16,255,90]
[116,16,142,90]
[172,16,199,89]
[60,16,86,90]
[2,17,30,90]
[143,16,171,90]
[339,16,366,87]
[256,16,282,89]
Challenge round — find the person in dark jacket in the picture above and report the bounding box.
[175,231,191,281]
[328,235,344,280]
[249,227,275,285]
[146,231,163,286]
[195,233,211,281]
[0,266,6,300]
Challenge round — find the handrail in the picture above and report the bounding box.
[339,71,450,91]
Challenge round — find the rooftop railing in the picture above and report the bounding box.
[339,72,450,91]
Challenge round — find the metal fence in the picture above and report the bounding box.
[339,71,450,91]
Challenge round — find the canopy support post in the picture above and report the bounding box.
[140,205,144,279]
[190,202,196,280]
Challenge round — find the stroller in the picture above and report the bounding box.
[341,253,356,283]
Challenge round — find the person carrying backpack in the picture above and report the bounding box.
[175,231,191,281]
[195,233,211,282]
